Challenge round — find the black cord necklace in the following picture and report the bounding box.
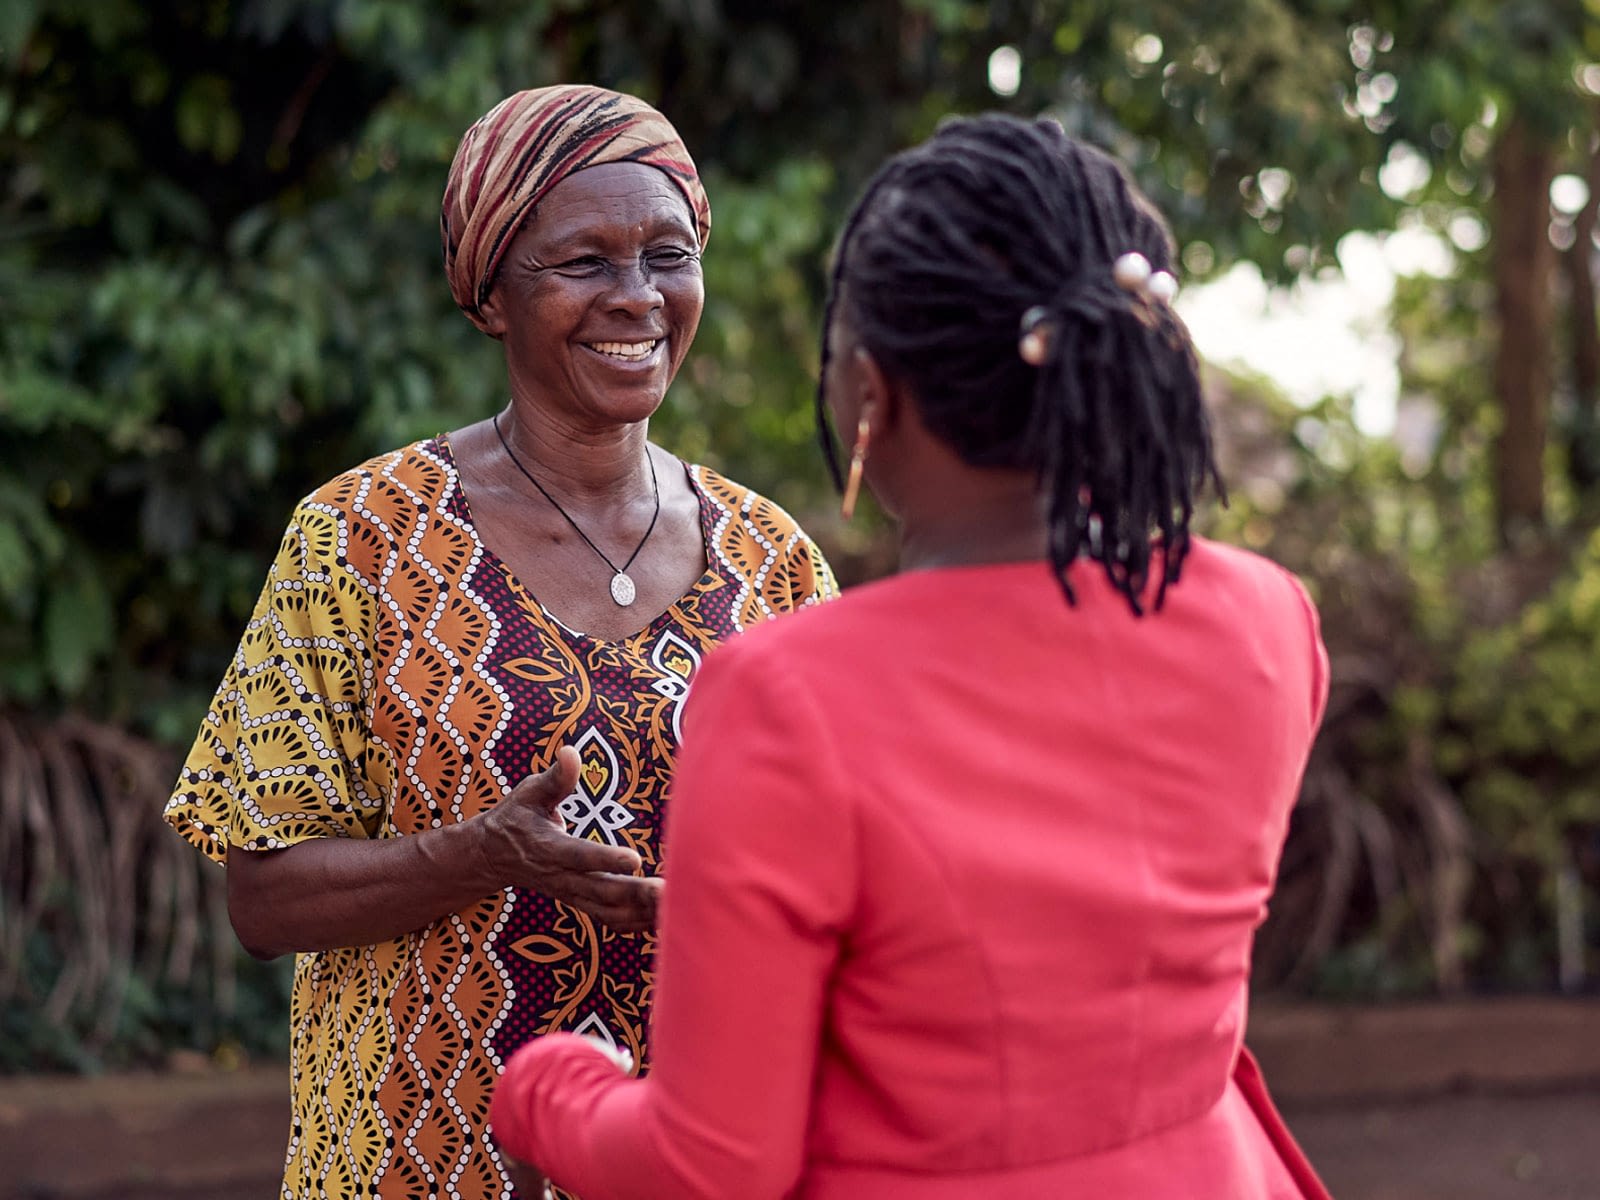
[493,412,660,607]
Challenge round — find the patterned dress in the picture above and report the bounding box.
[164,437,836,1200]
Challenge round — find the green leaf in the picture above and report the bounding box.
[0,0,38,63]
[0,521,32,601]
[43,571,115,697]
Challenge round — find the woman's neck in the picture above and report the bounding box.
[495,404,653,503]
[894,471,1050,573]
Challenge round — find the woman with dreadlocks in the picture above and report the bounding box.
[490,113,1331,1199]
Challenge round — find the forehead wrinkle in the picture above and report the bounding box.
[567,160,686,199]
[525,193,697,257]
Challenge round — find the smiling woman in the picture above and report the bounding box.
[161,84,836,1200]
[466,160,711,629]
[482,163,706,446]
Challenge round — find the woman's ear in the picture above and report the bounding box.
[851,345,898,436]
[478,290,508,339]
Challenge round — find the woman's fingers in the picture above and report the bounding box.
[549,872,662,931]
[505,747,582,823]
[481,748,660,930]
[535,827,643,876]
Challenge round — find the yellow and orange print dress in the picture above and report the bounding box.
[165,437,837,1200]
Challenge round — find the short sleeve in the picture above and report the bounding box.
[164,501,386,864]
[783,532,838,609]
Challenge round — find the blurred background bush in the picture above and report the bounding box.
[2,0,1598,1073]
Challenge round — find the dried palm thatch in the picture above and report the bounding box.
[1253,652,1475,994]
[0,707,235,1063]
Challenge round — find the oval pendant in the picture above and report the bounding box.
[610,572,637,607]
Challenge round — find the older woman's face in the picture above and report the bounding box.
[482,162,704,428]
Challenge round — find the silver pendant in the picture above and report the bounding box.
[610,572,637,607]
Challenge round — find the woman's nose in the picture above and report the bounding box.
[605,257,663,313]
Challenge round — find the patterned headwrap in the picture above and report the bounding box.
[441,85,712,335]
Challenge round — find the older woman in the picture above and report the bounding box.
[490,114,1331,1199]
[164,85,834,1200]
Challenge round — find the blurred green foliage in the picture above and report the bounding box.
[3,0,1600,1071]
[0,920,293,1073]
[1210,241,1600,996]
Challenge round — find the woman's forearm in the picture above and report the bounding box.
[226,820,499,958]
[226,748,661,958]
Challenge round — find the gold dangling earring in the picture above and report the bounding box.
[840,416,871,521]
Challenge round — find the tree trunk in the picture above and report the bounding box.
[1491,114,1557,544]
[1564,119,1600,497]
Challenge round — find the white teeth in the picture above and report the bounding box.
[589,340,658,361]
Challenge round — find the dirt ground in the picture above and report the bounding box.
[1288,1089,1600,1200]
[3,1083,1597,1200]
[1256,997,1600,1200]
[2,998,1597,1199]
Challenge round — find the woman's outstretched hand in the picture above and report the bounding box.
[478,746,663,934]
[226,746,662,957]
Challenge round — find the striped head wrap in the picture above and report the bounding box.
[441,85,712,334]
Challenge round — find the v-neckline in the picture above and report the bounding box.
[436,434,724,648]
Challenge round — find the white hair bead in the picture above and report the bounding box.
[1112,252,1152,292]
[1018,305,1052,365]
[1019,328,1049,365]
[1146,271,1179,303]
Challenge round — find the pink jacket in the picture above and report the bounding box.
[494,543,1332,1199]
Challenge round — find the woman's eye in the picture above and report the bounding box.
[646,248,696,268]
[557,256,608,274]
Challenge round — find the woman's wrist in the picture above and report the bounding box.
[415,812,511,900]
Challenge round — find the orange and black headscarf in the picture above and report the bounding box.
[441,84,711,335]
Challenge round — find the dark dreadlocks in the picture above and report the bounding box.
[816,113,1223,615]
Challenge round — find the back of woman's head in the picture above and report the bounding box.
[820,113,1221,614]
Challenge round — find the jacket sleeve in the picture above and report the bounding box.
[1289,572,1330,730]
[491,632,856,1199]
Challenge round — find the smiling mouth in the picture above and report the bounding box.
[586,339,660,362]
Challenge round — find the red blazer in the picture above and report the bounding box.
[494,542,1332,1199]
